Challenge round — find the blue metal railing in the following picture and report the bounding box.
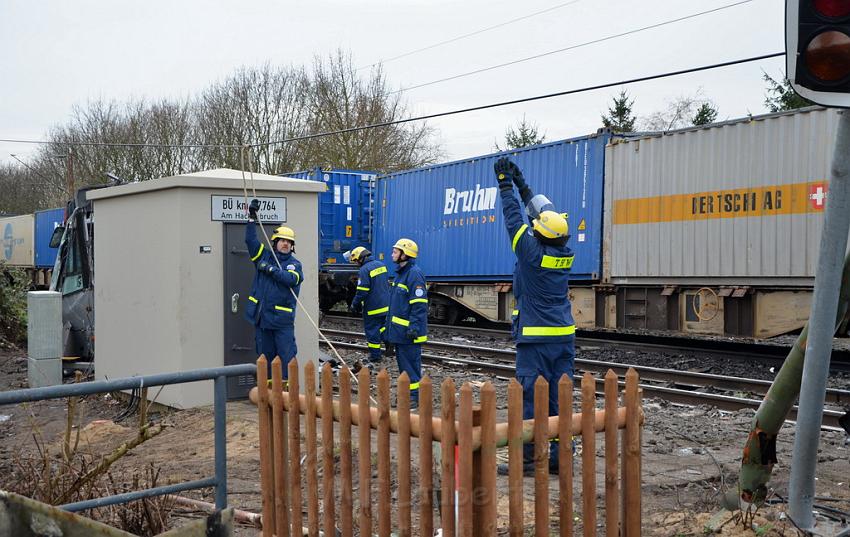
[0,363,256,512]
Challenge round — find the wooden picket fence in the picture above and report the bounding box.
[250,356,644,537]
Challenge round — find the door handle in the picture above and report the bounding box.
[231,293,239,313]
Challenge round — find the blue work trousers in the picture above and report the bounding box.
[395,343,423,405]
[516,338,575,463]
[256,326,297,380]
[364,315,386,363]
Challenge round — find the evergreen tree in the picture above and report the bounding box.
[692,102,719,126]
[601,90,637,132]
[495,115,546,151]
[763,72,814,112]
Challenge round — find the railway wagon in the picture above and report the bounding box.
[603,106,841,338]
[286,167,377,310]
[373,131,611,325]
[1,209,67,288]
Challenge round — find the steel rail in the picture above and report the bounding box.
[320,336,847,430]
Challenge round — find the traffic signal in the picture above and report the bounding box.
[787,0,850,107]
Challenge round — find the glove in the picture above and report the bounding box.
[494,157,525,190]
[248,199,260,220]
[350,302,363,314]
[384,342,395,357]
[258,261,277,275]
[406,328,418,341]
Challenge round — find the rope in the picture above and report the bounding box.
[240,149,369,400]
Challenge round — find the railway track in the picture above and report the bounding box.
[322,313,850,373]
[319,327,850,431]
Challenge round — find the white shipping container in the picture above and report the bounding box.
[603,107,841,286]
[0,214,35,267]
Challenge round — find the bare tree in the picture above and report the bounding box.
[0,162,60,214]
[301,50,441,172]
[194,63,311,174]
[641,91,718,131]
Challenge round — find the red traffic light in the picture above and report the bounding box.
[813,0,850,19]
[804,30,850,81]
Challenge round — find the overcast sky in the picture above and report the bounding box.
[0,0,786,168]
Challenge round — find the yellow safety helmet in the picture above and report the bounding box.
[350,246,371,262]
[532,211,569,239]
[392,238,419,258]
[271,226,296,243]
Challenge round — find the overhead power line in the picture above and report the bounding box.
[357,0,583,71]
[0,51,784,152]
[390,0,755,94]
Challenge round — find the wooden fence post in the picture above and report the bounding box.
[458,383,473,537]
[340,367,354,537]
[604,370,620,537]
[507,379,523,537]
[289,359,302,537]
[272,358,290,537]
[441,378,456,537]
[581,372,596,537]
[358,367,372,537]
[478,383,496,537]
[257,356,274,537]
[419,376,434,537]
[558,375,574,537]
[305,362,319,537]
[624,369,641,536]
[398,372,412,537]
[378,370,391,537]
[321,364,335,537]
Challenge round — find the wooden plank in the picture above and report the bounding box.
[305,361,319,537]
[419,376,434,537]
[624,369,641,537]
[479,383,496,537]
[398,372,412,537]
[440,378,456,537]
[289,359,303,537]
[581,372,596,537]
[558,375,574,537]
[534,377,549,537]
[340,367,353,537]
[507,379,523,537]
[321,364,335,537]
[257,356,275,537]
[358,367,372,537]
[378,370,391,537]
[272,358,290,537]
[604,370,619,537]
[458,383,473,537]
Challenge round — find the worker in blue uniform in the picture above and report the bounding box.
[384,238,428,409]
[245,198,304,381]
[493,157,575,476]
[346,246,390,366]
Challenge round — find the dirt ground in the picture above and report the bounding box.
[1,344,848,536]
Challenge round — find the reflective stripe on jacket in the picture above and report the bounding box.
[351,258,390,317]
[500,187,575,343]
[385,259,428,344]
[244,221,303,330]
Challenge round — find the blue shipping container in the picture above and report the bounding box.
[285,168,375,266]
[373,133,610,281]
[34,208,65,268]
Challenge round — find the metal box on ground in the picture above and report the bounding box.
[1,214,34,267]
[34,208,64,268]
[27,291,62,387]
[88,169,325,408]
[604,107,840,286]
[373,132,610,281]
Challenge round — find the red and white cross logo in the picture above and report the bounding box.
[810,183,827,210]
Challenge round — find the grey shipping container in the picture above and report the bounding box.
[603,107,841,286]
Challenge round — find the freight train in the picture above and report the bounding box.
[310,106,844,339]
[2,106,839,351]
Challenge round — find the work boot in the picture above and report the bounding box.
[497,462,535,477]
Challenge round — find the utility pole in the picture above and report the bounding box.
[787,110,850,529]
[65,148,75,198]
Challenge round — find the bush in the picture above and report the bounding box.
[0,261,29,346]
